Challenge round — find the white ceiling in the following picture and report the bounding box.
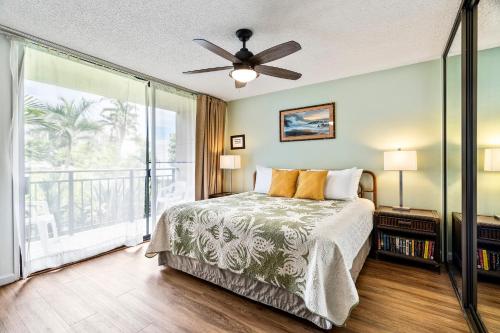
[0,0,461,101]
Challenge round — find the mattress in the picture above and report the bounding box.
[146,192,374,328]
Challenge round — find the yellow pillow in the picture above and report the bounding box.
[268,169,300,198]
[294,170,328,200]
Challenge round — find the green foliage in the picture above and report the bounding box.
[101,100,138,146]
[24,95,145,170]
[45,98,101,167]
[25,96,48,126]
[167,132,176,162]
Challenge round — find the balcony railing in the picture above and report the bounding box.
[25,166,181,242]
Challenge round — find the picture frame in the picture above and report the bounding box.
[230,134,245,150]
[279,103,335,142]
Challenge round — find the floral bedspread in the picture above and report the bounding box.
[146,192,374,326]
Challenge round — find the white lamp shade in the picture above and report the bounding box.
[485,148,500,171]
[384,150,417,171]
[220,155,241,169]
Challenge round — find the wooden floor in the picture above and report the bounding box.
[0,244,470,333]
[449,264,500,332]
[478,280,500,332]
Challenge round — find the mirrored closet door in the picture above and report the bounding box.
[477,0,500,331]
[446,20,463,298]
[444,1,500,331]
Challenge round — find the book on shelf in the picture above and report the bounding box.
[377,232,435,260]
[477,248,500,271]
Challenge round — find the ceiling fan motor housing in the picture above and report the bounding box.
[232,63,253,71]
[235,48,254,63]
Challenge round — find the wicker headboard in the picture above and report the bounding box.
[357,170,377,206]
[252,170,377,207]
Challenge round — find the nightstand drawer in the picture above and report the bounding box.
[378,215,435,233]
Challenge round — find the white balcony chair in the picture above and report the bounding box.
[156,181,187,214]
[28,201,58,254]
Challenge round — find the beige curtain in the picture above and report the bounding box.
[195,95,226,200]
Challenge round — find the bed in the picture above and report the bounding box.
[146,170,377,329]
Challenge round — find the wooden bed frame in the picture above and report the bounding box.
[252,169,377,207]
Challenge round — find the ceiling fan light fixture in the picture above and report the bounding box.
[230,68,258,83]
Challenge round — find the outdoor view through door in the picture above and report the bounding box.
[22,46,195,274]
[153,86,196,223]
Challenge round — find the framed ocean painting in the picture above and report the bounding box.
[279,103,335,142]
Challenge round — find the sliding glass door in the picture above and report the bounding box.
[151,85,196,227]
[23,46,149,273]
[19,45,197,274]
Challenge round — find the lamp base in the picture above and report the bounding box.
[392,205,411,212]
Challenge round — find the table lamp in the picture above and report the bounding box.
[384,149,417,211]
[220,155,241,193]
[484,148,500,219]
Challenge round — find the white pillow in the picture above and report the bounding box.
[254,165,273,193]
[350,168,363,199]
[254,166,294,193]
[321,167,363,200]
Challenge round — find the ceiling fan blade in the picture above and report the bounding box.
[254,65,302,80]
[249,41,301,65]
[183,66,233,74]
[235,81,246,88]
[193,39,241,63]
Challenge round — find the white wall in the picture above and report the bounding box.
[0,34,16,286]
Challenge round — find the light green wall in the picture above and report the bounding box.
[478,46,500,216]
[446,51,461,226]
[446,46,500,218]
[226,60,443,212]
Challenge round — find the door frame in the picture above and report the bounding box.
[442,0,487,332]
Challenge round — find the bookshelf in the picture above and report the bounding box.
[374,206,440,271]
[452,213,500,280]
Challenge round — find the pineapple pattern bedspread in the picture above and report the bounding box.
[146,192,374,326]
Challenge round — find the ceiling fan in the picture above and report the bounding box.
[183,29,302,88]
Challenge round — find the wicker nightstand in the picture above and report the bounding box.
[208,192,235,199]
[453,213,500,279]
[374,206,441,271]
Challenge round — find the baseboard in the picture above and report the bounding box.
[0,273,19,286]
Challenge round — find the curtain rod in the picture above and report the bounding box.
[0,24,208,98]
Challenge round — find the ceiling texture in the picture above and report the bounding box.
[0,0,461,101]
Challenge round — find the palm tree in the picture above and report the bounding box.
[43,97,101,168]
[24,95,58,163]
[100,100,138,149]
[25,95,48,126]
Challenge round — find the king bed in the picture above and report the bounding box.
[146,170,377,329]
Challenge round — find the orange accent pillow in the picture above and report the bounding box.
[268,169,300,198]
[294,170,328,200]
